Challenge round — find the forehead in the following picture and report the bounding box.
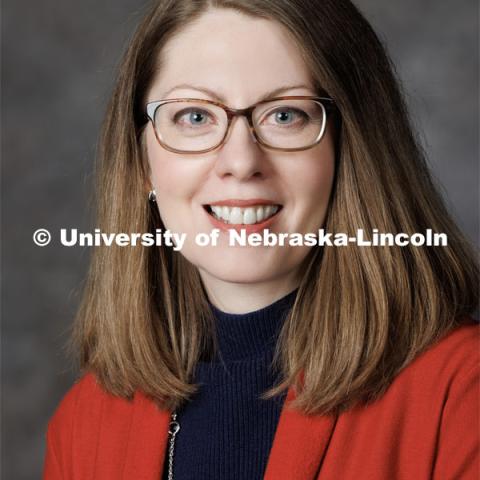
[148,8,315,105]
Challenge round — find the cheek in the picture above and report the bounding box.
[306,157,335,207]
[286,135,336,229]
[146,130,203,206]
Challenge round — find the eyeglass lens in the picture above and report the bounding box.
[153,99,326,152]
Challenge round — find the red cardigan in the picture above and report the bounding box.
[43,321,479,479]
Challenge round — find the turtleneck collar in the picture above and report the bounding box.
[205,288,298,362]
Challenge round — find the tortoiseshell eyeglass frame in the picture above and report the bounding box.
[144,95,337,154]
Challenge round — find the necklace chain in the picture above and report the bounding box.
[167,410,180,480]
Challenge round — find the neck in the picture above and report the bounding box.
[198,267,302,314]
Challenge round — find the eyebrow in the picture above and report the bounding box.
[159,83,315,103]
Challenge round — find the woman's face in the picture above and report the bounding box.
[145,8,335,299]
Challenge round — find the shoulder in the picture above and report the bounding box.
[46,373,108,447]
[379,317,479,413]
[345,318,479,439]
[46,371,144,454]
[44,371,172,478]
[393,317,479,389]
[44,372,142,477]
[412,317,479,378]
[47,370,147,432]
[48,372,105,426]
[361,317,479,412]
[429,317,479,389]
[336,318,479,478]
[419,318,480,478]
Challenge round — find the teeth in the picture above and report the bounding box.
[230,207,244,224]
[211,206,223,217]
[256,206,265,222]
[244,208,256,225]
[208,204,280,225]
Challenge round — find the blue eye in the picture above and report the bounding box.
[188,111,207,124]
[275,110,295,123]
[265,107,308,127]
[173,108,214,127]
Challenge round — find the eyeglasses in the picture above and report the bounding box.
[145,95,336,154]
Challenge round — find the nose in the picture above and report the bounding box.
[213,115,265,180]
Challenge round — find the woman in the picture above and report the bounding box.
[43,0,479,479]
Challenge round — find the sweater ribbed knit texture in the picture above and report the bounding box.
[162,288,298,480]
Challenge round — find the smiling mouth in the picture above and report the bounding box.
[203,204,283,225]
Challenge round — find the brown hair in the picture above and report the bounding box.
[68,0,479,415]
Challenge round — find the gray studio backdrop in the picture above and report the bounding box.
[2,0,478,478]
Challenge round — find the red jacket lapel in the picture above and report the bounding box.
[121,391,171,480]
[264,386,338,479]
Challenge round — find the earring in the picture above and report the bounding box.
[148,189,157,203]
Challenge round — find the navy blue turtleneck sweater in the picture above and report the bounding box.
[163,288,298,480]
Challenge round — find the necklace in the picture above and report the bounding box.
[166,410,180,480]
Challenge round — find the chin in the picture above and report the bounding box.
[200,265,278,285]
[200,255,298,287]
